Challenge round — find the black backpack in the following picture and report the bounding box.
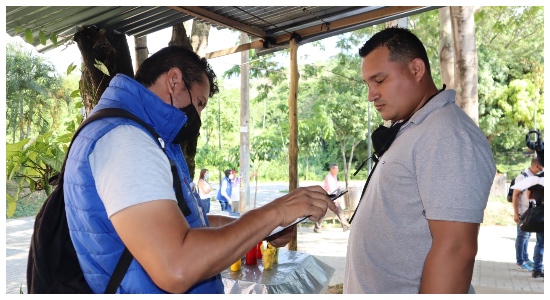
[507,171,528,203]
[27,108,191,293]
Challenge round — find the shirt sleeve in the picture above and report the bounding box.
[416,133,495,223]
[89,125,177,218]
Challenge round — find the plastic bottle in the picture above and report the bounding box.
[245,246,257,265]
[230,258,242,272]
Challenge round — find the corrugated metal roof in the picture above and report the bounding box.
[6,6,439,55]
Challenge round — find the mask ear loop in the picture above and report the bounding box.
[182,79,193,108]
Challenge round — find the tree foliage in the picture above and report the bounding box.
[5,42,69,143]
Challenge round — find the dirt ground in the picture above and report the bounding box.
[326,284,343,294]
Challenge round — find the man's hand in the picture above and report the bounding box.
[263,185,338,227]
[265,226,295,247]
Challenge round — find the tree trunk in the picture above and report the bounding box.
[450,6,480,125]
[239,32,251,214]
[438,7,455,89]
[134,36,148,71]
[18,97,23,141]
[191,20,210,57]
[169,23,193,51]
[74,27,134,115]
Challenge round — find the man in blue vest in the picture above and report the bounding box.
[64,45,337,294]
[217,169,234,212]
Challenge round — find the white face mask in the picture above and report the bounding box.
[228,175,234,180]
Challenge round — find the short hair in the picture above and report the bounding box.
[199,168,208,180]
[329,163,338,170]
[224,169,232,178]
[358,26,432,76]
[531,155,541,167]
[134,45,219,97]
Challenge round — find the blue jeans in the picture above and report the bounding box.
[516,222,532,265]
[533,231,544,272]
[219,201,232,213]
[201,198,211,214]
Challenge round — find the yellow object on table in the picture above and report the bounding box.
[267,242,279,264]
[230,258,242,272]
[263,247,276,270]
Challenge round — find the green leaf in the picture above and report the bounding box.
[94,59,110,76]
[24,28,34,44]
[39,31,47,45]
[50,32,58,46]
[75,101,83,108]
[67,63,77,75]
[6,198,17,218]
[70,89,81,98]
[14,26,24,34]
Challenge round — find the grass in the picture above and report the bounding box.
[482,196,515,226]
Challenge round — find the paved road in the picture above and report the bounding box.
[5,181,544,294]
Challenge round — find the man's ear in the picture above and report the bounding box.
[166,67,183,91]
[409,58,426,81]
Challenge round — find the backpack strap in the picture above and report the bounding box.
[521,171,528,178]
[62,108,192,293]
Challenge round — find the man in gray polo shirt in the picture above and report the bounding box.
[344,27,496,293]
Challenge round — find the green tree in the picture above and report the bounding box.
[6,41,66,143]
[475,6,544,173]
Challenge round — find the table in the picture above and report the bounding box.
[220,249,335,294]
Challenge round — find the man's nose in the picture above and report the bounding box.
[367,88,378,102]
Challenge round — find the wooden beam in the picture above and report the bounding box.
[169,6,267,38]
[274,6,424,44]
[204,6,425,59]
[205,40,264,59]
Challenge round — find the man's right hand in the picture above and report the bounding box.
[263,185,337,227]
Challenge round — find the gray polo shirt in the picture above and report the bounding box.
[344,89,496,293]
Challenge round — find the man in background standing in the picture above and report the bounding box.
[314,163,351,233]
[512,156,543,272]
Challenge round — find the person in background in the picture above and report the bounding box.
[230,170,240,211]
[511,156,543,272]
[344,27,496,294]
[314,163,351,233]
[198,168,214,214]
[217,169,234,213]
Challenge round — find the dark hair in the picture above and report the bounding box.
[329,163,338,170]
[199,168,208,180]
[224,169,232,178]
[358,27,431,76]
[134,45,219,97]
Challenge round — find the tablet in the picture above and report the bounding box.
[266,189,348,238]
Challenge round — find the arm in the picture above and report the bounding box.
[512,189,522,223]
[419,220,479,293]
[110,185,337,293]
[198,179,213,194]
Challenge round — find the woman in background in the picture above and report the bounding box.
[197,169,214,214]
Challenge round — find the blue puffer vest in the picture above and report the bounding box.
[216,177,232,202]
[64,74,224,294]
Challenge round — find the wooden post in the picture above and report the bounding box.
[287,35,300,251]
[239,32,251,213]
[134,36,148,72]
